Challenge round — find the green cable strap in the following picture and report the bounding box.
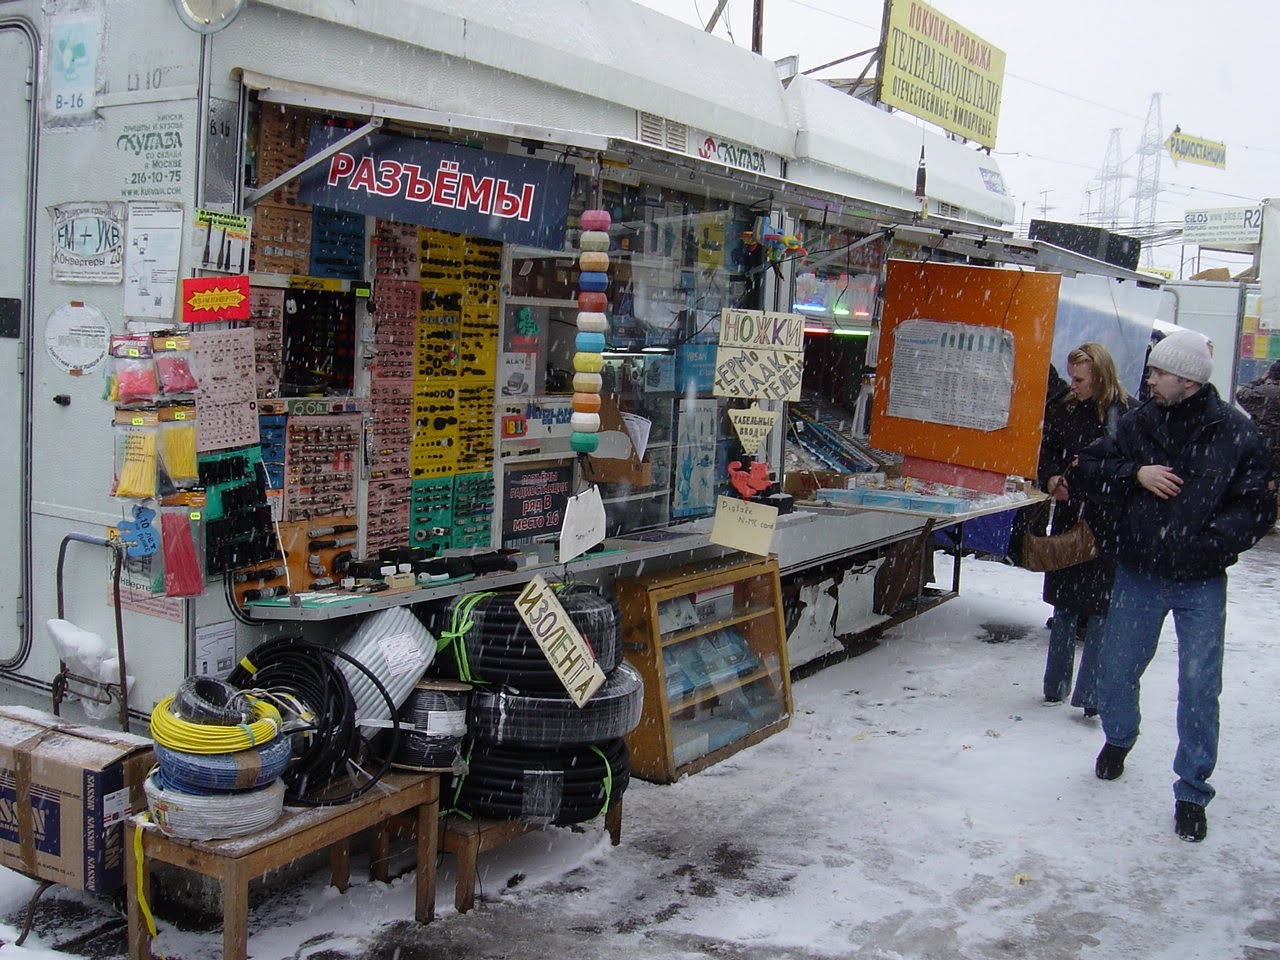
[589,744,613,822]
[442,742,474,819]
[437,591,494,684]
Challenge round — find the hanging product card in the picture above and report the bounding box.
[45,302,111,375]
[500,352,537,398]
[50,202,124,283]
[713,309,805,401]
[181,274,250,324]
[190,327,258,452]
[559,486,606,564]
[709,495,778,556]
[728,404,780,457]
[124,202,183,320]
[514,575,606,706]
[887,319,1015,431]
[192,209,252,274]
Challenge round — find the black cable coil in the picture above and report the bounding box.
[421,586,622,692]
[392,680,471,769]
[453,738,630,826]
[227,635,399,806]
[171,675,253,726]
[468,663,643,748]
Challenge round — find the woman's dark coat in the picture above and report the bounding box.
[1036,393,1131,614]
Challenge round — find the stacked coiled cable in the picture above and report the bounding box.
[146,677,288,840]
[228,635,400,805]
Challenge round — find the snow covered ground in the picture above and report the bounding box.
[3,532,1279,959]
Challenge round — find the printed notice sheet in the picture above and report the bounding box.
[887,319,1015,431]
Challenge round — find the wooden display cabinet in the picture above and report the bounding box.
[617,555,792,783]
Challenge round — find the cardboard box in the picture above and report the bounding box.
[0,707,153,893]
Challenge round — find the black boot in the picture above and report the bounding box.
[1083,707,1099,718]
[1095,742,1131,780]
[1175,801,1207,842]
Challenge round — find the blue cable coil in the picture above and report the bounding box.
[154,735,293,794]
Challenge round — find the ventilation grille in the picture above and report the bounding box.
[637,112,689,153]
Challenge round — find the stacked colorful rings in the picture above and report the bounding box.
[571,209,612,454]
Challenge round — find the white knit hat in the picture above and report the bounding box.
[1148,329,1212,384]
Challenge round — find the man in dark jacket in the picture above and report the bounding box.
[1069,329,1276,842]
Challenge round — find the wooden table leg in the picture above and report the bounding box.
[453,831,478,914]
[606,799,623,846]
[370,822,391,883]
[125,829,152,960]
[415,792,437,923]
[222,862,250,960]
[329,837,351,892]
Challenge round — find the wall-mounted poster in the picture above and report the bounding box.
[50,202,124,283]
[501,461,573,547]
[673,399,717,518]
[870,260,1060,479]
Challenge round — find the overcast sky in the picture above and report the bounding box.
[634,0,1275,275]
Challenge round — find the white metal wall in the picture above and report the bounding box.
[0,15,34,669]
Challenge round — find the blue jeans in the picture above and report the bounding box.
[1044,608,1105,707]
[1098,564,1227,806]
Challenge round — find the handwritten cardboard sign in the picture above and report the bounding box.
[514,575,606,705]
[709,495,778,556]
[728,404,780,456]
[714,309,805,401]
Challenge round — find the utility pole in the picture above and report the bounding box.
[1133,93,1163,267]
[1039,189,1052,219]
[752,0,764,54]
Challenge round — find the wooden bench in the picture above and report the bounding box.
[441,800,622,913]
[125,772,440,960]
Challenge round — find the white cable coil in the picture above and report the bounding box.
[337,607,436,724]
[144,773,286,841]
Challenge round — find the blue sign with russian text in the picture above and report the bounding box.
[298,128,573,249]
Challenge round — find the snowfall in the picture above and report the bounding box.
[3,533,1278,960]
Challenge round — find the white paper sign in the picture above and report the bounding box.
[709,495,778,556]
[45,302,111,374]
[619,412,652,461]
[515,575,606,706]
[728,404,780,456]
[887,319,1015,431]
[50,202,124,283]
[124,202,184,320]
[559,486,607,564]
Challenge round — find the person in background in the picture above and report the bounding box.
[1038,343,1132,716]
[1069,329,1276,842]
[1235,360,1280,514]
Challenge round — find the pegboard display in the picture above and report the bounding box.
[373,218,420,280]
[280,288,356,395]
[310,206,366,280]
[250,204,312,276]
[370,279,418,379]
[253,105,313,209]
[366,377,413,553]
[258,413,287,491]
[454,382,495,474]
[452,471,494,548]
[248,286,284,398]
[190,328,260,453]
[198,447,279,575]
[409,477,453,553]
[232,514,357,602]
[282,414,361,522]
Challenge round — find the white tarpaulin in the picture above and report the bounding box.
[1050,274,1161,396]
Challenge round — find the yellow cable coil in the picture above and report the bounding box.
[149,695,281,753]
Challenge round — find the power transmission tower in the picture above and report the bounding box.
[1132,94,1163,265]
[1095,128,1125,229]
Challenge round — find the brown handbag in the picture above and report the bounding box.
[1021,502,1098,572]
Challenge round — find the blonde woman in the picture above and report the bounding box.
[1038,343,1133,715]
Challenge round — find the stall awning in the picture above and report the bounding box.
[783,75,1016,229]
[251,0,795,158]
[890,224,1165,285]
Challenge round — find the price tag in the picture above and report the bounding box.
[188,511,202,521]
[131,416,144,426]
[127,348,139,357]
[174,411,186,421]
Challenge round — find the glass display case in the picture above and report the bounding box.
[617,555,792,783]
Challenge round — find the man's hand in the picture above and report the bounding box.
[1047,475,1070,502]
[1137,464,1183,499]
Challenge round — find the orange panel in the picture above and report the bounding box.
[869,260,1061,479]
